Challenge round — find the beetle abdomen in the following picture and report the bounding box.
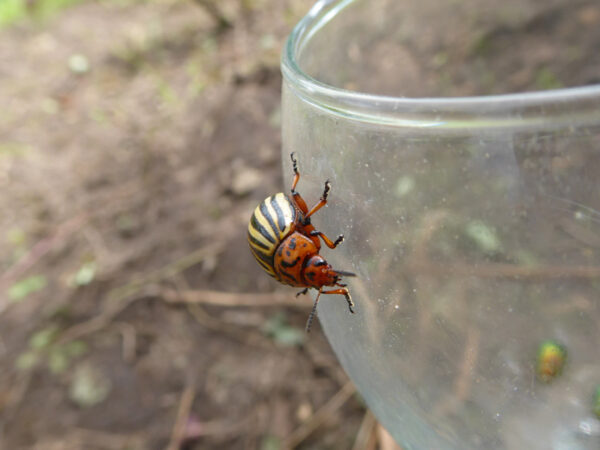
[247,192,296,276]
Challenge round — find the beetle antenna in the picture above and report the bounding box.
[335,269,356,277]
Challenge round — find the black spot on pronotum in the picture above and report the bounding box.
[281,256,300,268]
[306,272,315,281]
[289,237,297,250]
[279,268,296,282]
[286,250,291,257]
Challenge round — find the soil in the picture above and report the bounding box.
[1,0,599,449]
[0,1,365,449]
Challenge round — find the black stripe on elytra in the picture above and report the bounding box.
[250,214,275,244]
[247,232,270,251]
[250,245,274,268]
[260,199,280,239]
[270,195,287,232]
[280,256,300,268]
[258,262,277,278]
[255,256,275,274]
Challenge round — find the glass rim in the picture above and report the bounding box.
[281,0,600,128]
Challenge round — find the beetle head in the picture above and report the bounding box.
[304,256,355,288]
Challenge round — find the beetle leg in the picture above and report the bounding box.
[305,287,323,333]
[295,287,309,297]
[290,152,300,191]
[290,152,310,214]
[304,180,331,220]
[309,230,344,249]
[304,287,355,332]
[320,288,355,314]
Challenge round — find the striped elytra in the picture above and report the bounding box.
[247,192,297,277]
[247,153,356,332]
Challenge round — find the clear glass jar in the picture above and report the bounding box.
[281,0,600,449]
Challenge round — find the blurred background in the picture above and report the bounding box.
[0,0,393,448]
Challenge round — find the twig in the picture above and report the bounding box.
[377,424,403,450]
[56,296,142,345]
[433,326,481,417]
[57,243,224,344]
[162,288,312,309]
[0,213,87,288]
[106,242,225,302]
[167,376,197,450]
[0,213,88,314]
[0,372,33,435]
[282,381,356,449]
[351,409,377,450]
[404,260,600,280]
[67,428,143,450]
[191,0,232,31]
[455,326,480,401]
[116,321,137,363]
[185,303,275,349]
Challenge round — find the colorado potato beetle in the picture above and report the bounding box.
[248,153,355,332]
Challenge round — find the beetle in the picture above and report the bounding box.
[247,152,355,332]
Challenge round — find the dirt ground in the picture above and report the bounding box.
[1,0,599,449]
[0,1,373,449]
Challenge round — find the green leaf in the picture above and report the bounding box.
[16,350,40,371]
[8,275,47,301]
[48,348,69,374]
[73,261,96,286]
[48,341,88,374]
[29,325,59,350]
[69,363,112,408]
[465,220,501,254]
[260,434,281,450]
[65,340,88,357]
[6,227,26,246]
[394,175,415,198]
[0,0,26,27]
[262,313,305,347]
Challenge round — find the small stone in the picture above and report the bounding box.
[231,167,263,196]
[68,54,90,74]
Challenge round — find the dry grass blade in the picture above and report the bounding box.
[0,213,88,315]
[167,376,196,450]
[405,260,600,279]
[377,424,404,450]
[351,409,377,450]
[162,288,313,309]
[57,243,225,344]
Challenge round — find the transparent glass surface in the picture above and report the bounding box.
[281,1,600,449]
